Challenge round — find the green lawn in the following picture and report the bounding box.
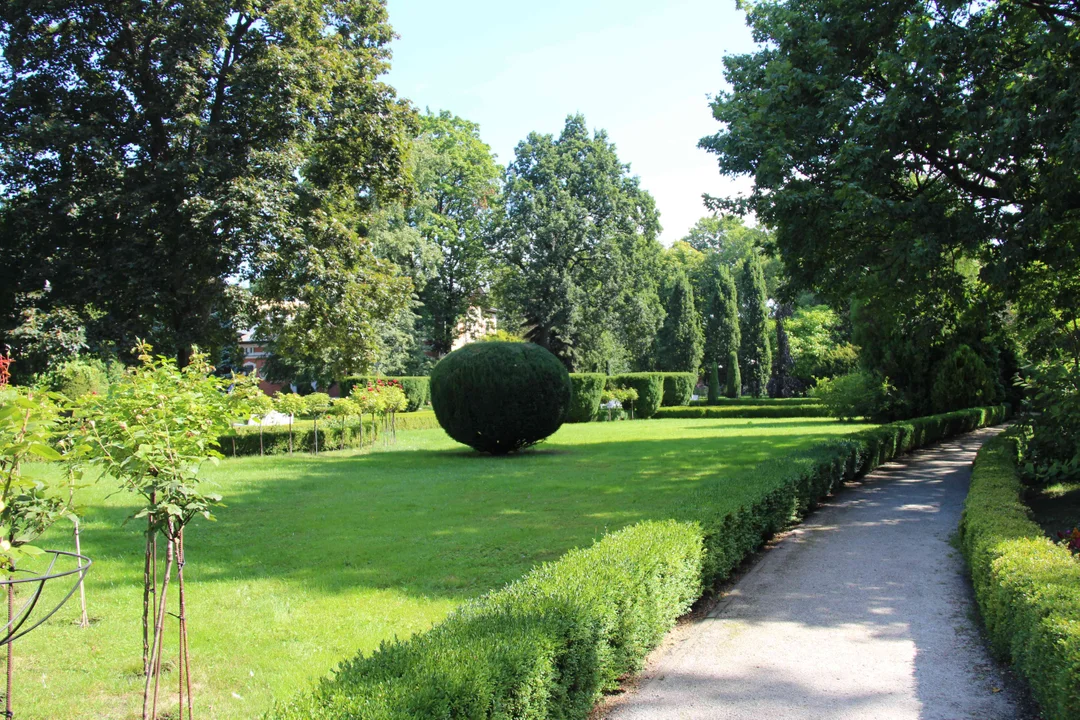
[18,417,870,719]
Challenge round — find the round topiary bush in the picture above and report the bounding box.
[430,342,572,454]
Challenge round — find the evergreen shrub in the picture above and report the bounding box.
[608,373,663,419]
[930,345,1000,414]
[659,372,696,406]
[567,373,606,423]
[430,342,571,454]
[342,376,430,411]
[725,350,741,399]
[959,431,1080,720]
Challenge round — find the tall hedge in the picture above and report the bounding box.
[430,342,572,454]
[609,373,663,419]
[659,372,696,406]
[342,376,430,411]
[725,349,741,398]
[959,432,1080,720]
[568,373,606,423]
[269,405,1009,720]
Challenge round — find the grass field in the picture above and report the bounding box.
[17,417,870,719]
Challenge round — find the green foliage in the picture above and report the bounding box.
[38,357,122,401]
[229,411,440,456]
[707,361,721,404]
[489,115,664,371]
[430,342,571,454]
[0,386,73,567]
[567,373,606,423]
[81,343,250,532]
[1,2,417,365]
[930,345,1001,414]
[811,371,897,422]
[655,405,829,419]
[342,376,431,412]
[725,349,741,399]
[408,111,502,356]
[959,432,1080,720]
[703,265,740,369]
[655,273,704,375]
[787,305,859,385]
[270,405,1007,719]
[1016,362,1080,485]
[659,373,696,407]
[737,255,771,397]
[476,329,527,343]
[5,292,88,381]
[608,373,663,419]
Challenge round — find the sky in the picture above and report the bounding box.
[384,0,759,245]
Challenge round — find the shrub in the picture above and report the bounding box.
[707,361,721,404]
[269,405,1008,719]
[39,357,118,400]
[567,373,606,423]
[229,412,441,456]
[931,345,1000,413]
[1015,362,1080,485]
[725,349,741,398]
[959,432,1080,720]
[608,373,663,419]
[811,370,897,421]
[655,404,830,419]
[659,372,696,407]
[342,376,430,412]
[430,342,572,454]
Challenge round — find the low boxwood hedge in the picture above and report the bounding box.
[959,432,1080,720]
[341,376,431,412]
[659,372,696,407]
[225,411,440,456]
[656,405,830,419]
[609,373,664,419]
[568,373,606,423]
[267,405,1008,719]
[689,397,820,407]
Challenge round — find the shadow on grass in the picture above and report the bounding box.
[72,425,858,604]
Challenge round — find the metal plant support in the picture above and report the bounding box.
[0,551,91,718]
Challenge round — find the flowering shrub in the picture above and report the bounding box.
[1057,527,1080,554]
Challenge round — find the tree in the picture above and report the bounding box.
[700,0,1079,390]
[769,302,798,398]
[726,349,742,399]
[738,255,772,397]
[489,114,664,371]
[703,266,740,387]
[0,1,416,365]
[655,272,704,374]
[408,111,501,356]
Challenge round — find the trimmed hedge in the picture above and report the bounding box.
[225,411,440,456]
[659,372,696,407]
[959,432,1080,720]
[609,373,663,419]
[268,405,1008,720]
[690,396,820,407]
[656,405,830,419]
[568,373,606,423]
[342,376,431,412]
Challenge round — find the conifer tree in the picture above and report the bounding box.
[726,349,741,398]
[656,272,704,374]
[738,255,772,397]
[705,266,740,381]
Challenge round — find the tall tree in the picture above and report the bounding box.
[704,265,740,389]
[738,255,772,397]
[655,272,704,374]
[490,114,663,370]
[0,1,415,364]
[408,110,501,356]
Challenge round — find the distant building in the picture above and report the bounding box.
[450,307,498,351]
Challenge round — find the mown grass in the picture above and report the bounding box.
[17,417,870,719]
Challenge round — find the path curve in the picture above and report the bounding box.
[603,426,1030,720]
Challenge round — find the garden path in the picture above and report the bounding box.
[602,426,1033,720]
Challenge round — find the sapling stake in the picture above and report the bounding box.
[6,563,13,720]
[144,535,174,720]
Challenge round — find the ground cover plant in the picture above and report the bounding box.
[17,417,870,719]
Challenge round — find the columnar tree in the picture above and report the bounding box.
[704,266,740,395]
[737,256,772,397]
[489,114,664,371]
[0,1,416,365]
[655,272,704,375]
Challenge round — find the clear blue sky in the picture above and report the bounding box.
[384,0,758,245]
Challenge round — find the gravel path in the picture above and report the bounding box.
[603,426,1031,720]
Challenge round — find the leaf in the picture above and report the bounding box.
[27,443,62,462]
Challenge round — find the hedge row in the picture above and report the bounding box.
[959,432,1080,720]
[659,372,696,407]
[341,376,431,412]
[656,405,830,419]
[609,373,664,418]
[567,373,606,423]
[688,396,820,407]
[267,405,1008,719]
[225,411,441,456]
